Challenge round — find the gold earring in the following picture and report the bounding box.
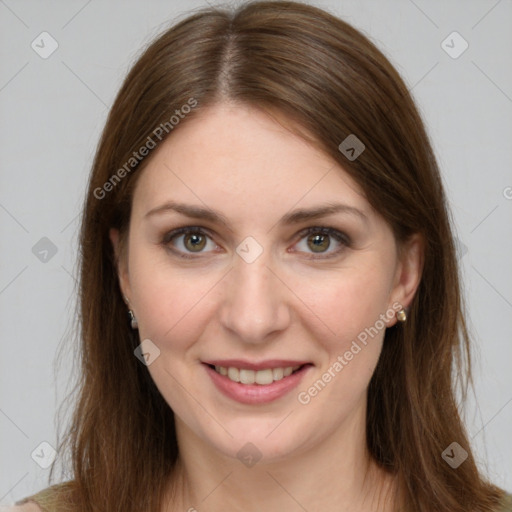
[396,309,407,323]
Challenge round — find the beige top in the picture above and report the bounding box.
[15,482,74,512]
[15,482,512,511]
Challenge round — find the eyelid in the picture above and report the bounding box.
[161,225,214,244]
[161,225,351,259]
[162,226,220,259]
[294,226,351,245]
[289,226,351,259]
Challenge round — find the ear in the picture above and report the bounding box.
[109,228,131,302]
[387,233,424,327]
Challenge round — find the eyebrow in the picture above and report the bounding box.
[144,200,368,226]
[145,201,231,228]
[281,203,368,225]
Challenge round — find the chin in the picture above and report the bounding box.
[199,412,315,464]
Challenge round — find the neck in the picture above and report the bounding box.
[164,405,397,512]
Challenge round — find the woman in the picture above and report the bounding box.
[13,1,511,511]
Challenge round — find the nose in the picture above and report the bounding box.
[218,255,291,345]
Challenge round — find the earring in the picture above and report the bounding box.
[128,309,138,329]
[396,309,407,323]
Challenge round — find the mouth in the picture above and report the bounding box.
[207,363,306,385]
[202,360,313,404]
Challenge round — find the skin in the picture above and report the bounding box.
[110,103,423,512]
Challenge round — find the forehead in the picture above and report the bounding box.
[131,103,370,223]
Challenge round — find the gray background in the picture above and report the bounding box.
[1,0,511,505]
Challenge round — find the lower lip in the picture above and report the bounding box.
[204,364,312,404]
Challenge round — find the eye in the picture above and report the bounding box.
[162,226,350,259]
[293,227,350,258]
[163,227,218,256]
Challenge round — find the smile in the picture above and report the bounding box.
[212,365,302,385]
[203,360,312,404]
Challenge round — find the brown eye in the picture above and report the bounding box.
[293,227,350,258]
[184,233,206,252]
[163,227,219,257]
[307,233,330,253]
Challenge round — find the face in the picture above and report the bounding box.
[111,103,422,464]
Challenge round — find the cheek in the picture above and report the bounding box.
[127,246,219,348]
[294,272,390,416]
[303,263,393,347]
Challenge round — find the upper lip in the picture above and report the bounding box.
[203,359,312,371]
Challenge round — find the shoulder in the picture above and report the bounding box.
[8,481,75,512]
[1,504,43,512]
[498,492,512,512]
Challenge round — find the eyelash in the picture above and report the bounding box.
[161,226,351,260]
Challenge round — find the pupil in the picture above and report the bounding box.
[308,234,330,253]
[185,233,206,251]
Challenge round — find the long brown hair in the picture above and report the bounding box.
[51,2,504,511]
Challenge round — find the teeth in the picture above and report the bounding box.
[213,365,302,385]
[227,367,240,382]
[272,367,284,381]
[239,369,255,384]
[255,369,273,385]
